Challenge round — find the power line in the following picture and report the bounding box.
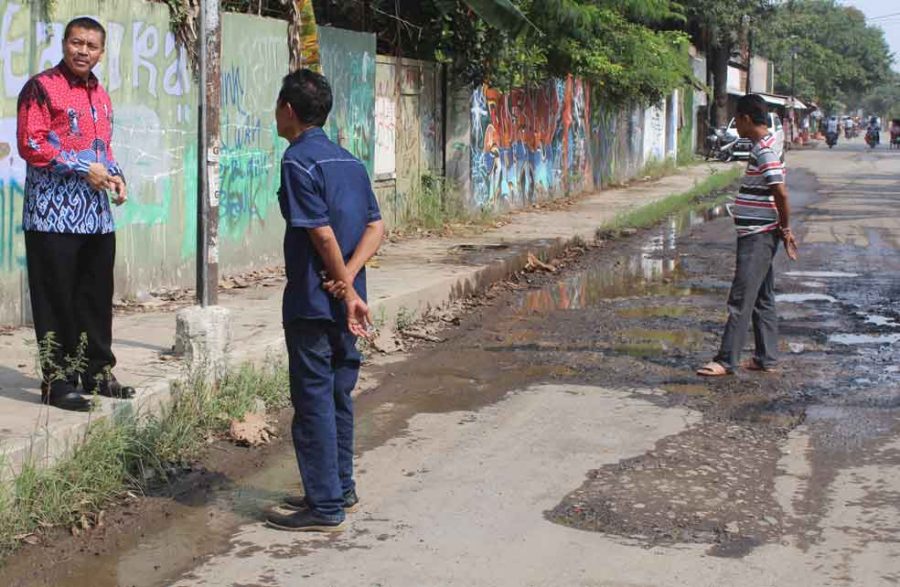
[868,11,900,21]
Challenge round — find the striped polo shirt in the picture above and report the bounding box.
[731,134,784,237]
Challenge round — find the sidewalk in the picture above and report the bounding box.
[0,162,735,471]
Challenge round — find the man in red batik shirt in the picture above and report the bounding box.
[17,17,135,410]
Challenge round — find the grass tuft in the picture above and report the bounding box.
[0,359,290,558]
[601,166,742,235]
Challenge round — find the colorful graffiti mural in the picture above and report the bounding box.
[318,26,375,176]
[470,77,592,209]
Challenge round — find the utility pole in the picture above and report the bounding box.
[198,0,221,307]
[175,0,230,381]
[745,23,753,94]
[790,47,797,144]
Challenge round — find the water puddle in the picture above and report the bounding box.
[519,205,729,313]
[775,293,837,304]
[828,333,900,345]
[784,271,860,279]
[660,383,711,396]
[616,306,694,319]
[859,314,898,328]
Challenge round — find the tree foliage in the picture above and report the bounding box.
[432,0,691,104]
[753,0,892,112]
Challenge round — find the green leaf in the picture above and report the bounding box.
[462,0,538,36]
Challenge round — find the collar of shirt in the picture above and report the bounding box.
[290,127,327,146]
[56,60,99,89]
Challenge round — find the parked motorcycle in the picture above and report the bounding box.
[706,127,740,162]
[826,131,839,149]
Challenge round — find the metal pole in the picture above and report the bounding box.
[197,0,221,307]
[790,51,796,144]
[745,25,753,94]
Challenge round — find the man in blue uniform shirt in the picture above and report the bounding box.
[266,69,384,532]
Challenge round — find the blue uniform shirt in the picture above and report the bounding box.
[279,127,381,326]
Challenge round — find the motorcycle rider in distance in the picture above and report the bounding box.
[843,116,854,139]
[825,115,840,148]
[866,116,880,146]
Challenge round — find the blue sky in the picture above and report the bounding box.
[843,0,900,72]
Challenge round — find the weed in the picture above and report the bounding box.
[395,306,417,332]
[603,167,742,233]
[570,234,587,249]
[393,174,498,234]
[638,157,680,181]
[0,358,290,559]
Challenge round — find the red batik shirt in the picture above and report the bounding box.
[16,61,124,234]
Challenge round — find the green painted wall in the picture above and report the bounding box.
[318,26,375,176]
[0,4,300,324]
[0,0,197,323]
[218,13,289,271]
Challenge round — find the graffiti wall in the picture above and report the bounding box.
[218,13,288,271]
[318,26,375,176]
[470,77,592,210]
[0,3,296,324]
[0,0,196,323]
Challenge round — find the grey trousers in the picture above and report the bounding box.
[714,231,780,371]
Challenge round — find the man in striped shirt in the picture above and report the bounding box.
[698,94,799,377]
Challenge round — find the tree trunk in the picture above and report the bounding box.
[710,42,731,128]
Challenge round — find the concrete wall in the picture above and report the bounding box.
[643,101,668,163]
[373,56,445,228]
[590,104,645,188]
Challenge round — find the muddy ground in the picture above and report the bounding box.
[2,144,900,586]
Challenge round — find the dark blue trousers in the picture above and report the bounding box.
[284,318,360,521]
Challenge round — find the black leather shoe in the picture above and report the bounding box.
[82,374,136,399]
[265,509,345,532]
[283,488,360,513]
[41,381,93,412]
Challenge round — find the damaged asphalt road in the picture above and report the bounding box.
[6,140,900,587]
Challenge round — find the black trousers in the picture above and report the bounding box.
[25,231,116,387]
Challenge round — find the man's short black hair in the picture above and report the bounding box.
[278,69,333,127]
[64,17,106,45]
[736,93,768,125]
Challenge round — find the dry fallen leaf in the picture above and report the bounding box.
[14,533,40,545]
[229,412,276,447]
[524,253,557,273]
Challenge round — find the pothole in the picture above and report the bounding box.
[547,421,787,557]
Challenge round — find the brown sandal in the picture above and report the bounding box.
[741,358,779,373]
[696,362,731,377]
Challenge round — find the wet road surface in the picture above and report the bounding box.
[4,137,900,586]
